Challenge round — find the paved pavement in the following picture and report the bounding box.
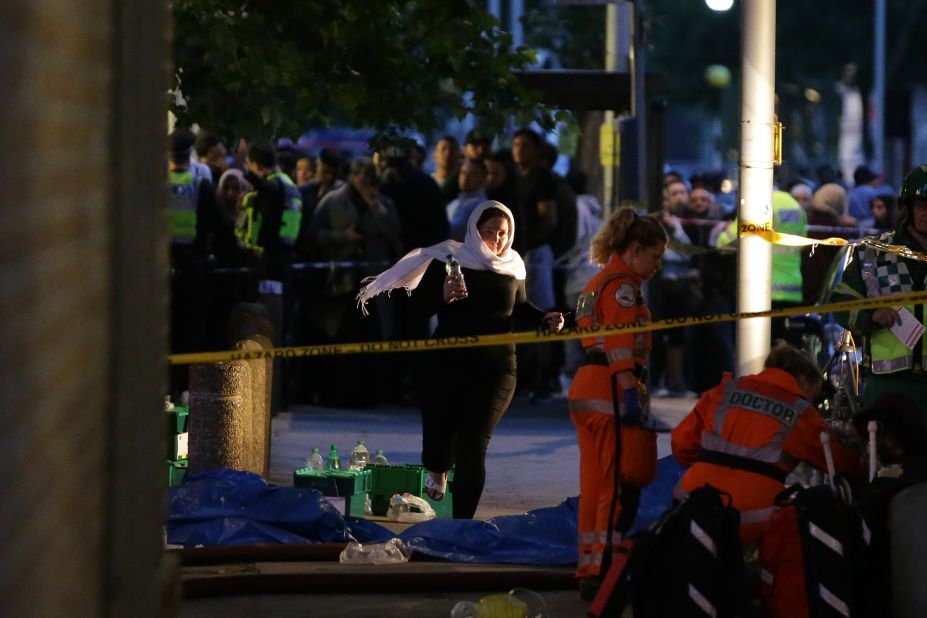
[269,394,694,519]
[181,394,696,617]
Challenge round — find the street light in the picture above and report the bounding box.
[706,0,734,11]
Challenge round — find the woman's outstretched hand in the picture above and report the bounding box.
[544,311,565,333]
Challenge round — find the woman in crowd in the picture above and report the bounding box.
[357,200,564,518]
[213,168,252,266]
[568,208,667,599]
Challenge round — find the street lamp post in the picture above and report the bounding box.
[736,0,776,375]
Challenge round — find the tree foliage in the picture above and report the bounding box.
[170,0,557,140]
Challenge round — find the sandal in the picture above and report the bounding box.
[424,471,446,501]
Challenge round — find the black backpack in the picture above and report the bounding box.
[590,484,747,618]
[760,483,875,618]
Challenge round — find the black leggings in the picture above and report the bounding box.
[419,347,517,519]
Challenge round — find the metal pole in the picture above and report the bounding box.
[602,2,618,214]
[873,0,886,172]
[632,0,648,210]
[510,0,524,48]
[488,0,501,21]
[736,0,776,376]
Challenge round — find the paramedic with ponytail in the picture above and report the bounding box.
[357,200,564,519]
[569,208,667,597]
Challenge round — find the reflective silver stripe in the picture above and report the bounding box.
[568,399,614,415]
[688,584,717,617]
[711,381,739,435]
[819,584,851,617]
[872,356,913,373]
[606,348,634,363]
[690,520,717,558]
[760,568,774,586]
[739,506,777,525]
[862,519,872,546]
[700,432,784,464]
[673,481,688,502]
[809,522,844,556]
[860,248,882,298]
[578,531,621,545]
[578,552,603,567]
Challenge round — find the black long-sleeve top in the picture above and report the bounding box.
[412,260,546,354]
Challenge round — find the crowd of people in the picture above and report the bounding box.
[169,120,907,406]
[169,125,595,406]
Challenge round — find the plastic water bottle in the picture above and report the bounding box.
[349,440,369,470]
[306,447,325,471]
[326,444,341,471]
[374,449,389,465]
[445,254,468,299]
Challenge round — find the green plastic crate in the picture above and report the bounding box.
[368,464,425,516]
[368,464,453,518]
[293,468,372,495]
[293,468,371,517]
[167,459,187,486]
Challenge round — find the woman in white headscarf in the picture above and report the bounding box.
[358,200,564,518]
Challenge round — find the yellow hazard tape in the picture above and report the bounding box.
[740,223,927,262]
[167,290,927,365]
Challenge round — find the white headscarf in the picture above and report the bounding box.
[356,200,525,315]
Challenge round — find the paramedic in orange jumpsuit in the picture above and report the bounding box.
[569,208,668,588]
[671,344,861,545]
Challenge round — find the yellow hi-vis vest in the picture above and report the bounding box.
[712,191,806,303]
[770,191,806,303]
[858,233,926,374]
[169,169,198,242]
[237,172,303,249]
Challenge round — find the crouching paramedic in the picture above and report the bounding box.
[671,344,860,544]
[568,208,667,592]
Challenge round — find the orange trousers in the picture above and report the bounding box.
[571,411,656,577]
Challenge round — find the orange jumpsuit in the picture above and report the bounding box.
[569,254,657,578]
[671,368,859,544]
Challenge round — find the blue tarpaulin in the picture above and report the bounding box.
[167,469,354,546]
[398,498,579,565]
[165,457,684,561]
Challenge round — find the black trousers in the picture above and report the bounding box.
[419,347,517,519]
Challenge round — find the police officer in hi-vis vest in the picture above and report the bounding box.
[168,128,216,394]
[831,165,927,429]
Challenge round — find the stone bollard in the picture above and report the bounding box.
[187,362,247,472]
[236,337,272,477]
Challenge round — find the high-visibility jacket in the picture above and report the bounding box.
[238,171,303,249]
[569,254,657,578]
[671,368,858,544]
[835,230,927,375]
[169,169,199,242]
[713,191,806,303]
[770,191,806,303]
[570,253,653,434]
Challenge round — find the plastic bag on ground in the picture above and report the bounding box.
[387,492,435,523]
[450,588,549,618]
[339,538,411,565]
